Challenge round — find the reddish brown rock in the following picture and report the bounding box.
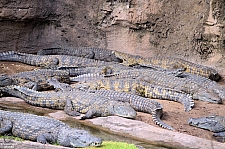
[90,116,225,149]
[0,0,224,66]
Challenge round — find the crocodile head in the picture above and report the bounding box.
[108,102,137,119]
[192,89,222,104]
[58,127,102,148]
[113,51,141,66]
[0,74,14,86]
[188,115,225,132]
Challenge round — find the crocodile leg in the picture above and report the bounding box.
[23,82,38,90]
[47,77,74,92]
[64,99,81,116]
[37,133,56,144]
[80,110,100,120]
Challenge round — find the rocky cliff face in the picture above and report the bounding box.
[95,1,225,60]
[0,0,225,74]
[0,0,106,53]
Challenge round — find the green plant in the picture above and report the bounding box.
[0,135,138,149]
[83,141,138,149]
[0,135,24,141]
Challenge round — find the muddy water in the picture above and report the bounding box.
[0,106,167,149]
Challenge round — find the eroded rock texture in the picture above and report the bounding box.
[0,0,106,53]
[95,0,225,59]
[0,0,225,73]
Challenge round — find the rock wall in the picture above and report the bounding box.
[0,0,225,74]
[0,0,106,53]
[95,1,225,60]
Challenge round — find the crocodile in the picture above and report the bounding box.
[0,51,117,68]
[47,77,174,130]
[56,63,134,76]
[74,78,195,112]
[188,115,225,140]
[70,73,105,82]
[100,69,222,104]
[0,69,70,91]
[114,51,221,81]
[88,90,174,130]
[0,85,137,119]
[56,61,180,78]
[37,47,123,62]
[0,110,102,147]
[69,68,181,82]
[178,72,225,101]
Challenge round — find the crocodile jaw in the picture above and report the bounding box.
[58,127,102,148]
[70,136,102,148]
[192,90,222,104]
[188,115,223,132]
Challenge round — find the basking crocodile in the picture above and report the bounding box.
[0,69,70,91]
[97,69,222,104]
[188,115,225,139]
[56,63,134,76]
[74,78,195,112]
[69,65,183,82]
[56,61,179,78]
[0,85,137,119]
[0,69,70,90]
[114,51,221,81]
[47,77,174,130]
[178,72,225,101]
[85,90,174,130]
[0,51,117,68]
[37,47,123,62]
[0,110,102,148]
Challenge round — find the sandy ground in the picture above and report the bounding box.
[0,61,225,143]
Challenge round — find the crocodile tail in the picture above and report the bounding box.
[57,66,113,77]
[177,93,195,112]
[0,85,42,102]
[171,92,195,112]
[37,48,61,55]
[0,85,24,98]
[57,66,84,76]
[0,51,26,62]
[0,51,59,67]
[0,51,37,66]
[10,85,65,109]
[70,73,105,82]
[137,82,195,112]
[152,109,175,131]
